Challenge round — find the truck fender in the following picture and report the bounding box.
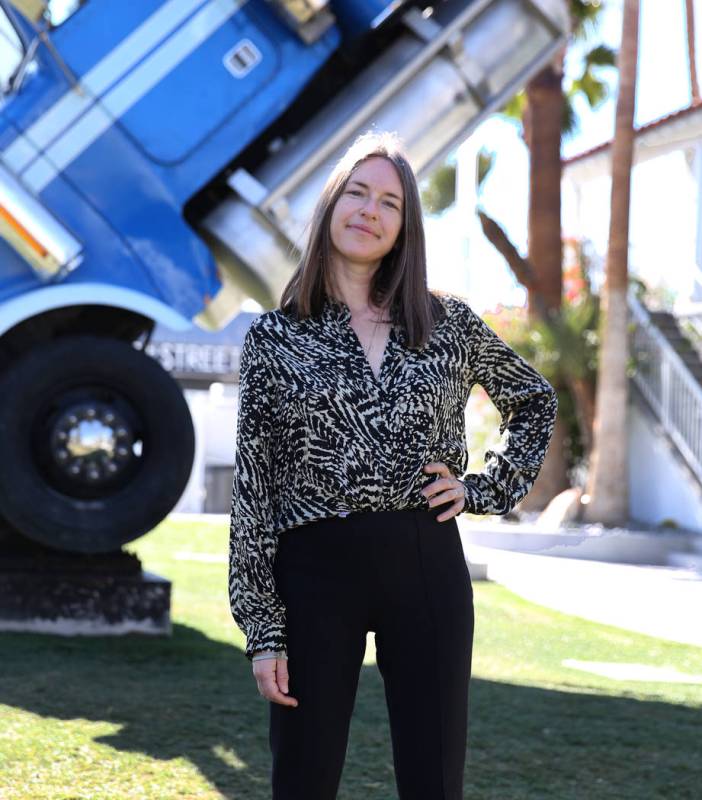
[0,282,193,338]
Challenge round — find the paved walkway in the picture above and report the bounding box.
[461,536,702,648]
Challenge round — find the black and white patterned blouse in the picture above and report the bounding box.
[229,292,558,658]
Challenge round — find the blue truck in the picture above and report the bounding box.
[0,0,568,553]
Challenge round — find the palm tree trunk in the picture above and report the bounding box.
[569,374,595,453]
[524,57,565,316]
[518,54,570,509]
[686,0,700,103]
[582,0,640,525]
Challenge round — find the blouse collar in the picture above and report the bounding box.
[319,292,407,346]
[321,292,352,323]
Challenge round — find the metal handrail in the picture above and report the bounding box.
[675,308,702,359]
[629,289,702,484]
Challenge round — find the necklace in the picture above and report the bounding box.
[362,316,380,361]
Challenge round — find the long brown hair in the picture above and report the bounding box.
[279,130,445,349]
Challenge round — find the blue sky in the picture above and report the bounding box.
[426,0,701,313]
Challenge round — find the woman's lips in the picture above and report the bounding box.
[348,225,378,237]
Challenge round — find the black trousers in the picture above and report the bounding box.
[270,507,475,800]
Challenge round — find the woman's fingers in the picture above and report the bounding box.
[253,660,299,707]
[423,476,453,499]
[427,485,463,511]
[421,462,465,519]
[436,499,465,522]
[277,658,290,695]
[423,461,450,478]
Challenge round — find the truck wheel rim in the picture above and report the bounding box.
[32,385,144,499]
[50,401,137,486]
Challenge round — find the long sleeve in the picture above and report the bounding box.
[460,307,558,516]
[229,323,287,659]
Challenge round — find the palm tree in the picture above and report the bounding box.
[485,1,614,509]
[581,0,640,524]
[685,0,700,103]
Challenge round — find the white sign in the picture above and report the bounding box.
[146,342,242,379]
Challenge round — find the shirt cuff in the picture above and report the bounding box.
[244,615,287,661]
[251,648,288,660]
[459,475,503,516]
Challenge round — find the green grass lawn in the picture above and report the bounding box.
[1,517,701,800]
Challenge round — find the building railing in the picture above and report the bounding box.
[629,290,702,485]
[674,306,702,360]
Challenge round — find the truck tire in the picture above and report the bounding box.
[0,335,195,553]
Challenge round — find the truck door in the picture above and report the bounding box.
[49,0,281,164]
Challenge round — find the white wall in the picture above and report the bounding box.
[172,386,238,513]
[172,389,208,512]
[563,147,700,307]
[203,386,237,466]
[629,392,702,533]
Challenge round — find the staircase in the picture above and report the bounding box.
[629,291,702,572]
[647,310,702,385]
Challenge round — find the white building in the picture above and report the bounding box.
[562,102,702,533]
[562,102,702,310]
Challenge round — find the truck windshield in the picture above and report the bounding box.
[0,7,22,94]
[46,0,83,27]
[0,0,85,95]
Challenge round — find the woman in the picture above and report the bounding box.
[229,130,558,799]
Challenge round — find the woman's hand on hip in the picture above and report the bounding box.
[421,462,466,522]
[252,653,299,707]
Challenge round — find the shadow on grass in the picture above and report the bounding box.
[1,624,701,799]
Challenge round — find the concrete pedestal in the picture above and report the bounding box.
[0,539,171,635]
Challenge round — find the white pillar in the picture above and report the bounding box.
[173,389,208,512]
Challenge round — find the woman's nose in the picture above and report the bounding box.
[360,198,379,217]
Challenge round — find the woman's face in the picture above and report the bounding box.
[329,157,404,269]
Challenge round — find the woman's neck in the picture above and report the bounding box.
[328,258,382,318]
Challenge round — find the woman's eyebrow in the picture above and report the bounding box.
[348,180,403,202]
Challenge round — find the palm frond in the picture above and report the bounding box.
[419,163,456,215]
[570,70,610,107]
[500,90,527,122]
[569,0,605,39]
[585,43,617,68]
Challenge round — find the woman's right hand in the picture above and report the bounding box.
[252,652,299,707]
